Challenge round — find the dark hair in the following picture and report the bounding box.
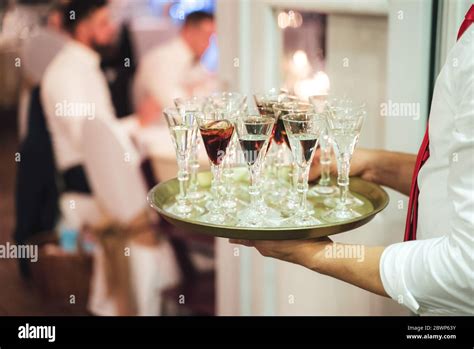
[62,0,107,34]
[184,11,214,27]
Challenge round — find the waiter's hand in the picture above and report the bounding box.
[230,237,332,268]
[309,148,379,183]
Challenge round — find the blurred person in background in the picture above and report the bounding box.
[41,0,117,192]
[40,0,179,315]
[13,0,70,271]
[21,0,68,86]
[18,0,69,140]
[133,10,216,126]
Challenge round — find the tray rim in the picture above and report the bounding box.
[147,171,389,240]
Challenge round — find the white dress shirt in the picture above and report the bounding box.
[380,26,474,315]
[133,36,215,110]
[41,41,116,171]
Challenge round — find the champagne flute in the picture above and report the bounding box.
[197,111,235,224]
[174,96,209,201]
[282,111,326,226]
[322,98,364,208]
[163,107,204,218]
[234,115,277,227]
[308,94,338,196]
[323,103,366,222]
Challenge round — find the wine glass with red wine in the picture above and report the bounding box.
[197,111,235,224]
[253,89,295,202]
[234,115,281,227]
[272,101,313,214]
[282,111,326,226]
[207,92,247,212]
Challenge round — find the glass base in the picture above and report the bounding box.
[265,185,290,206]
[324,192,364,208]
[283,212,322,226]
[222,197,238,211]
[281,193,299,212]
[199,210,235,225]
[277,195,316,218]
[237,205,282,227]
[168,202,205,219]
[322,206,361,223]
[309,184,338,197]
[187,190,210,202]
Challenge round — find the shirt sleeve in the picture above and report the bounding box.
[379,30,474,315]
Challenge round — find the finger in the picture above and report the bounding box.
[229,239,254,247]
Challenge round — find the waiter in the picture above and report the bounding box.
[232,6,474,316]
[133,11,216,123]
[41,0,118,192]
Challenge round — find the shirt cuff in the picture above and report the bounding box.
[380,241,421,314]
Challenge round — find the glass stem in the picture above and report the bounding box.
[211,164,222,211]
[319,145,332,186]
[276,145,285,186]
[291,163,298,197]
[189,146,199,192]
[248,164,260,210]
[297,165,310,215]
[337,155,351,207]
[223,137,236,202]
[177,156,189,207]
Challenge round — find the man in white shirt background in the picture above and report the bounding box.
[232,6,474,316]
[41,0,117,192]
[133,10,216,125]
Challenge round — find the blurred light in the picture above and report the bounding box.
[293,50,308,68]
[278,11,289,29]
[294,71,330,101]
[288,10,303,28]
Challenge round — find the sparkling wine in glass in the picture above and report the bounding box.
[163,107,204,218]
[322,98,364,208]
[308,94,338,197]
[323,103,366,222]
[174,96,209,201]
